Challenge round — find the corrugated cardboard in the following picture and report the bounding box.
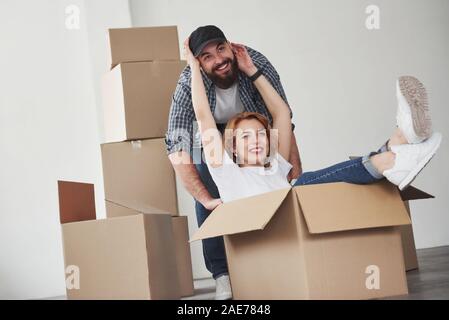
[349,156,434,271]
[397,186,433,271]
[105,201,195,297]
[191,181,429,299]
[58,180,96,223]
[107,26,180,69]
[102,61,186,143]
[172,216,195,297]
[58,181,180,300]
[101,138,178,215]
[400,201,419,271]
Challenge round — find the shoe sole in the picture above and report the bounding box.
[398,76,432,140]
[399,133,442,190]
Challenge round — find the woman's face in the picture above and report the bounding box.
[233,119,269,166]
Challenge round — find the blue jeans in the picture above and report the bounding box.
[294,155,383,186]
[195,160,229,279]
[294,144,387,186]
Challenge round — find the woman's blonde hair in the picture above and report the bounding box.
[223,111,272,165]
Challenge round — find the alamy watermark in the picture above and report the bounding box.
[65,4,80,30]
[365,264,380,290]
[65,265,80,290]
[365,5,380,30]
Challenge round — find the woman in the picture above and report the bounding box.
[184,39,442,206]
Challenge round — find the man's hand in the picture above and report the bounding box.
[287,135,302,182]
[202,198,223,211]
[183,38,200,69]
[231,43,258,76]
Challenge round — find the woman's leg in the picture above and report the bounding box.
[294,129,407,186]
[294,156,383,186]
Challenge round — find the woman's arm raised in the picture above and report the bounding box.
[184,39,224,168]
[232,43,292,161]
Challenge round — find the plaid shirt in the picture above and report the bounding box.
[165,46,294,157]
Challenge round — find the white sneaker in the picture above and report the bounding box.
[396,76,432,143]
[215,275,232,300]
[383,132,442,190]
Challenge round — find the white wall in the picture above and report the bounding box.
[0,0,447,299]
[129,0,449,279]
[0,0,131,299]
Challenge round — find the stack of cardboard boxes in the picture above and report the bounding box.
[58,26,194,299]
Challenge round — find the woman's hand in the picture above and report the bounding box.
[231,43,258,77]
[202,198,223,211]
[183,38,200,69]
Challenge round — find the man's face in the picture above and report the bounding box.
[197,41,239,89]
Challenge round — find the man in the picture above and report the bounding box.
[165,25,302,300]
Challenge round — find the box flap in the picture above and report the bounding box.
[294,181,411,234]
[399,185,434,201]
[106,199,171,215]
[190,188,291,242]
[58,180,96,224]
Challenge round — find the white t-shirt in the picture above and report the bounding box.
[207,151,293,203]
[213,83,244,123]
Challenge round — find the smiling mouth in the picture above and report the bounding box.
[215,61,230,73]
[249,146,264,154]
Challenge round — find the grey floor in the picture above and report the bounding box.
[185,245,449,300]
[45,245,449,300]
[384,245,449,300]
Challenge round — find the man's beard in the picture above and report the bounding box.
[205,57,239,89]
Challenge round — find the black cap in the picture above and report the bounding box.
[189,25,227,57]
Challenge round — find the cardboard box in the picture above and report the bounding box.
[107,26,180,69]
[172,216,195,297]
[398,186,434,271]
[105,201,195,297]
[101,138,178,215]
[192,181,432,299]
[349,156,432,271]
[400,201,419,271]
[58,180,180,300]
[102,60,186,143]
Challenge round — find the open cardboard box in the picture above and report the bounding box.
[58,180,183,299]
[191,180,434,299]
[102,60,186,143]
